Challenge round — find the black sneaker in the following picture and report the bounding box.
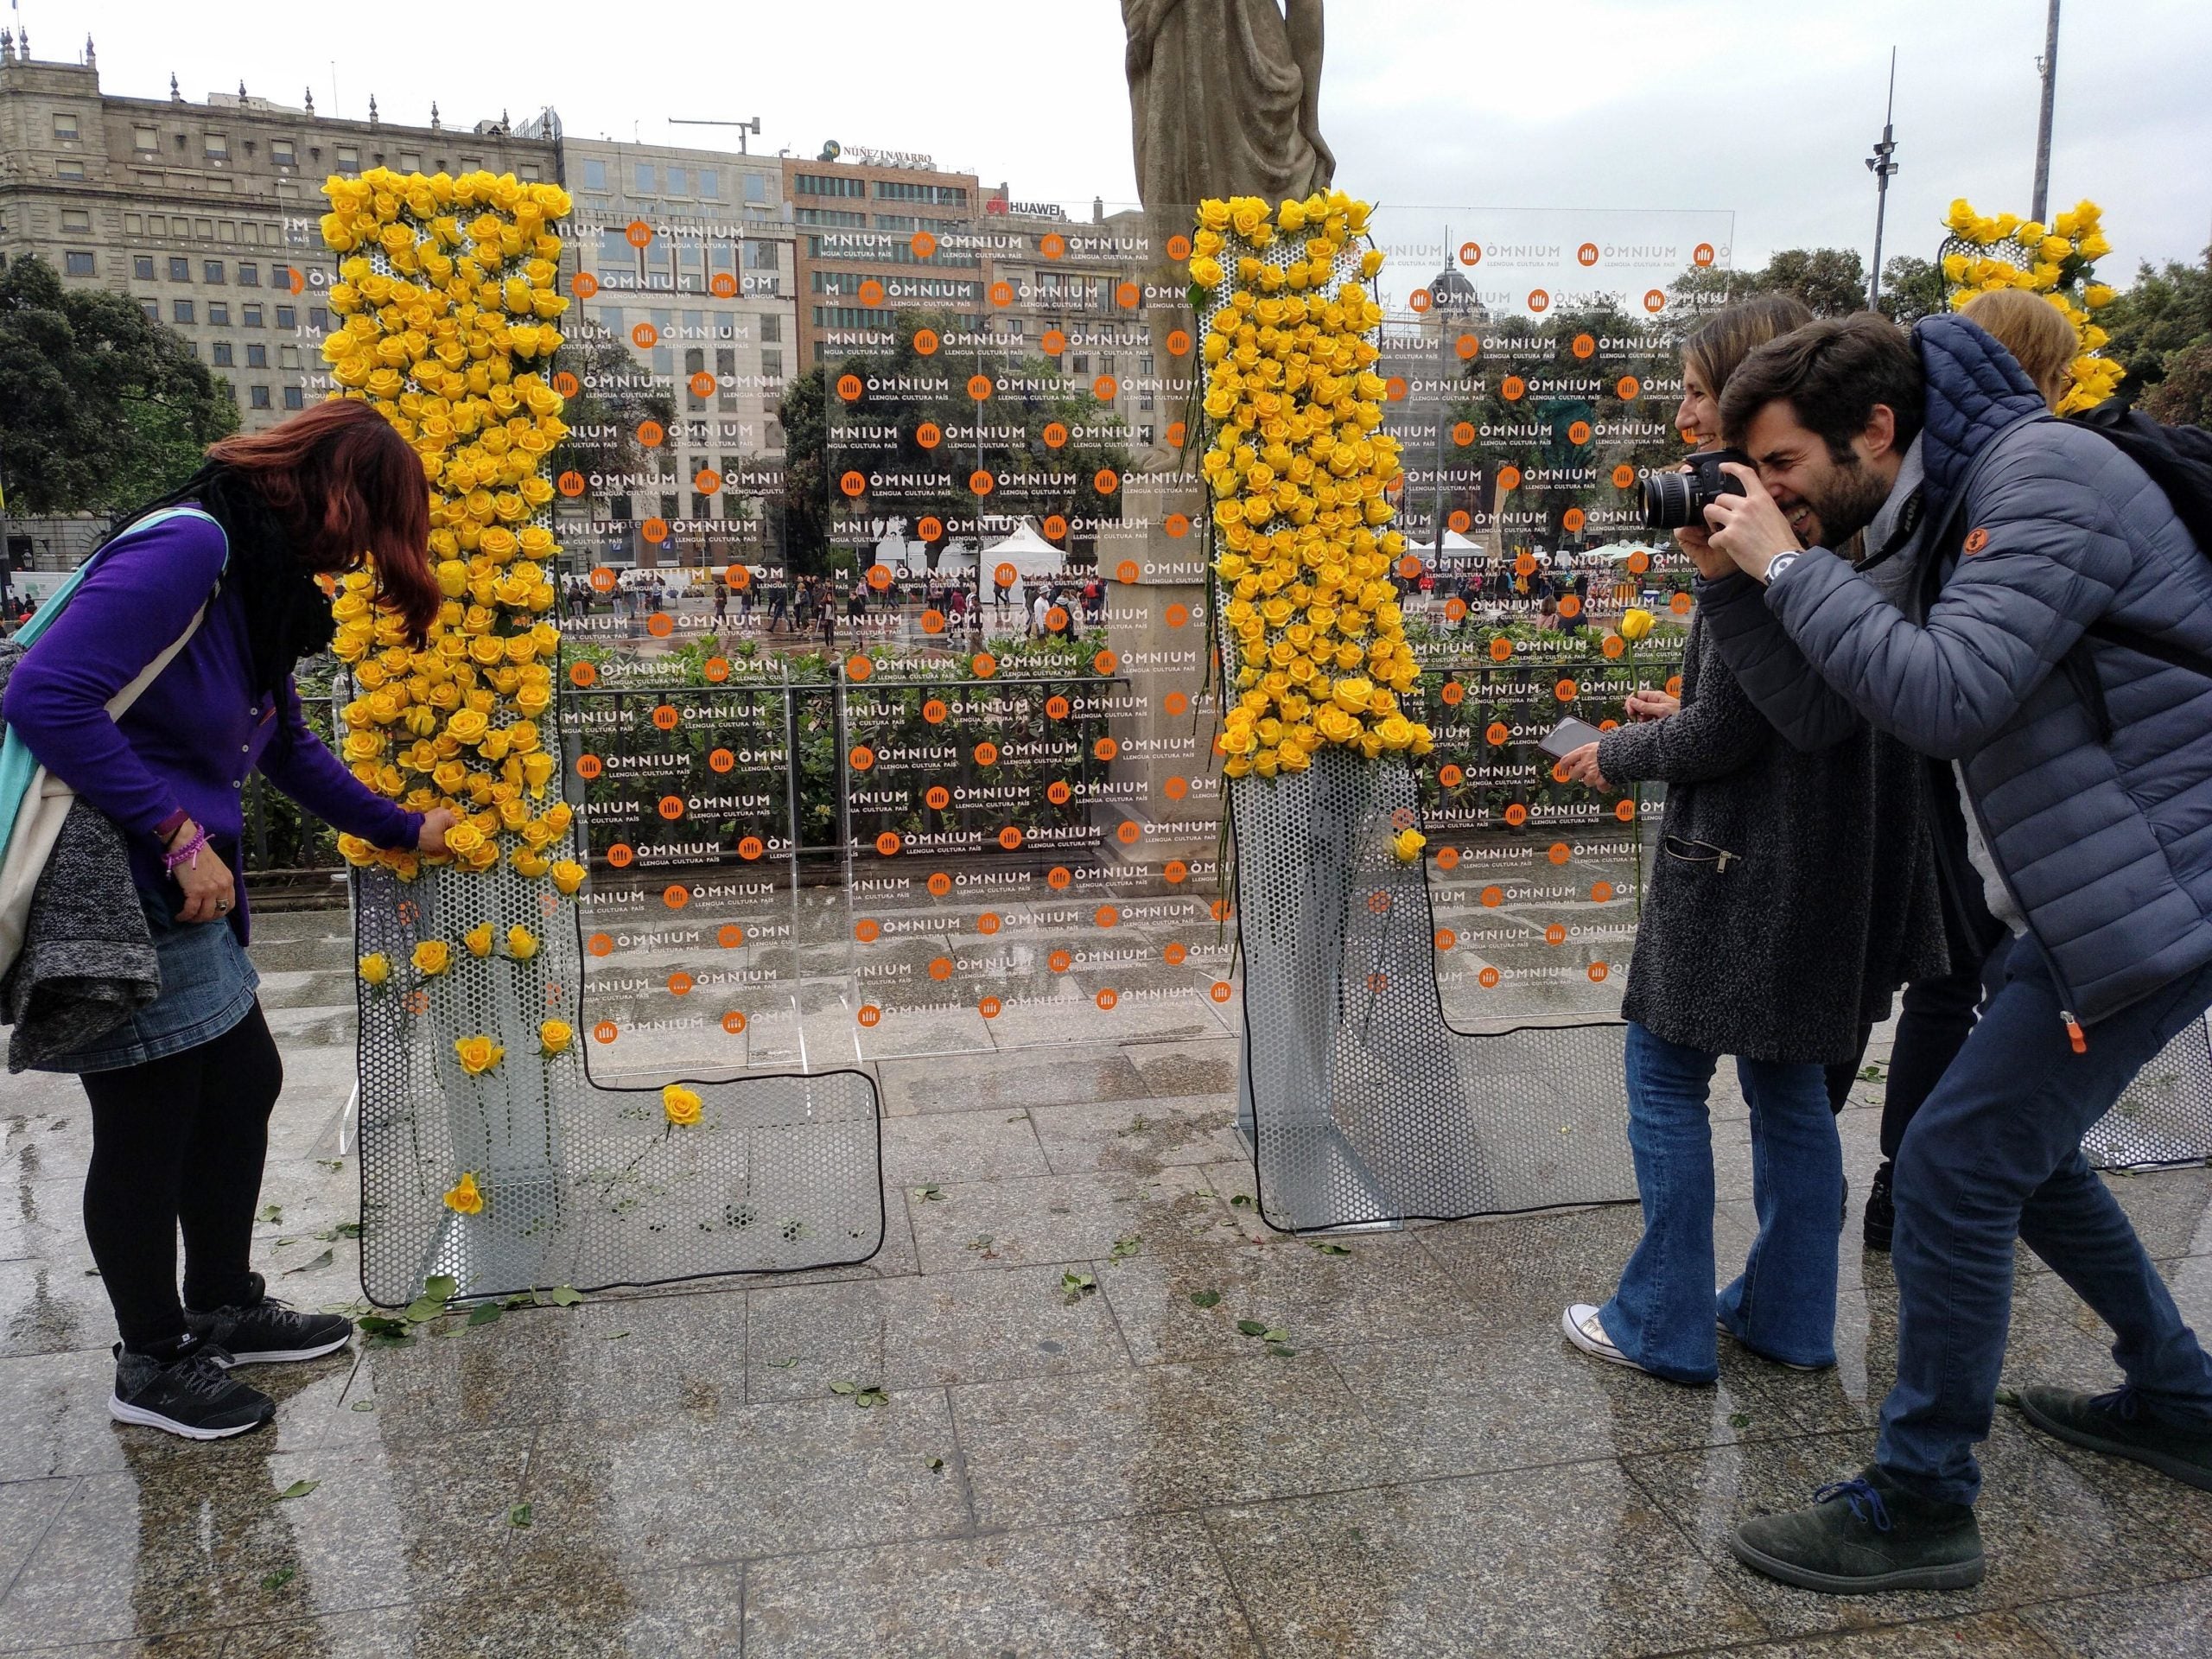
[2014,1384,2212,1492]
[1731,1467,1984,1593]
[186,1273,354,1365]
[110,1340,275,1440]
[1863,1160,1896,1253]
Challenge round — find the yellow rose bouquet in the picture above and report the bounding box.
[1188,192,1433,782]
[1939,196,2122,415]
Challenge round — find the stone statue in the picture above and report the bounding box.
[1122,0,1334,212]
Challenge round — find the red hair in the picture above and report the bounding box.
[203,399,439,639]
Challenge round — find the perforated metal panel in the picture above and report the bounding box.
[2094,1014,2212,1173]
[352,839,883,1308]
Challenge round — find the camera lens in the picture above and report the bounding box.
[1639,472,1703,531]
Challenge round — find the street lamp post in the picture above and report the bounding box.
[2031,0,2062,223]
[1865,48,1900,312]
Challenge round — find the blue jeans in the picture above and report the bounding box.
[1601,1022,1846,1383]
[1878,937,2212,1505]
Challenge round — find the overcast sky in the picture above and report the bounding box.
[40,0,2212,278]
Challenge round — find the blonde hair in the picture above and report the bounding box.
[1961,289,2077,410]
[1684,294,1816,400]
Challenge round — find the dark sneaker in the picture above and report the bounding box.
[110,1340,275,1440]
[1731,1467,1984,1593]
[2014,1384,2212,1492]
[1863,1160,1897,1253]
[186,1273,354,1365]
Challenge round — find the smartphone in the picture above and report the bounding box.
[1538,716,1606,759]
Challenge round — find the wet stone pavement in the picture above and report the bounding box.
[0,914,2209,1656]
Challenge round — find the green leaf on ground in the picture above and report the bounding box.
[1727,1412,1751,1430]
[1261,1326,1288,1344]
[350,1400,376,1412]
[855,1387,890,1408]
[275,1479,318,1501]
[261,1567,296,1592]
[766,1357,799,1370]
[1859,1065,1885,1082]
[543,1285,585,1307]
[917,1185,945,1202]
[1309,1242,1353,1257]
[965,1235,996,1253]
[316,1159,345,1172]
[926,1456,945,1472]
[1266,1342,1297,1357]
[1189,1290,1222,1309]
[1109,1235,1141,1262]
[283,1249,335,1276]
[334,1221,364,1239]
[1061,1270,1097,1303]
[1236,1319,1268,1337]
[507,1503,533,1528]
[257,1205,283,1224]
[466,1303,504,1328]
[359,1314,407,1339]
[1229,1193,1255,1209]
[829,1380,858,1395]
[1995,1384,2021,1408]
[603,1332,629,1342]
[399,1294,447,1325]
[423,1274,459,1301]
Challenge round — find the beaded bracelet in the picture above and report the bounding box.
[162,826,209,874]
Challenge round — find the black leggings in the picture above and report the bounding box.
[1824,963,1988,1148]
[79,1002,283,1350]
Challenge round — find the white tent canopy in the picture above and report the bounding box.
[979,518,1070,582]
[1580,541,1670,563]
[1414,528,1483,552]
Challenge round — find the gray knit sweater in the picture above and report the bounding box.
[1595,616,1947,1065]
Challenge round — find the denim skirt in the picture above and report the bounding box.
[48,903,260,1074]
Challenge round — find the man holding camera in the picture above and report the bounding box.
[1694,310,2212,1593]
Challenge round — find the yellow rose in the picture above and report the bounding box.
[358,952,392,986]
[540,1020,574,1056]
[663,1084,704,1127]
[454,1035,504,1076]
[464,922,494,958]
[443,822,486,855]
[1392,828,1427,863]
[412,940,452,976]
[550,859,588,896]
[1619,607,1656,642]
[506,926,539,961]
[443,1172,485,1215]
[1187,256,1224,289]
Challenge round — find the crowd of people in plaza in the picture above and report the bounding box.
[1,279,2209,1611]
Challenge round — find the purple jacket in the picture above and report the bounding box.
[0,509,421,940]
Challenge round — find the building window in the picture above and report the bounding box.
[665,166,689,196]
[174,299,196,323]
[874,181,967,207]
[762,348,783,379]
[61,208,91,232]
[270,139,296,167]
[744,173,768,204]
[794,174,865,198]
[57,160,86,181]
[334,144,359,168]
[398,151,423,173]
[276,304,296,328]
[582,158,607,191]
[518,164,540,181]
[205,132,229,162]
[459,155,482,172]
[133,124,159,152]
[698,168,720,200]
[65,251,96,276]
[246,343,268,368]
[212,341,235,367]
[242,302,263,327]
[53,113,80,140]
[204,260,225,284]
[238,263,259,287]
[760,314,781,343]
[279,343,300,369]
[283,385,305,410]
[1138,425,1155,446]
[308,307,328,332]
[251,385,272,410]
[140,299,160,322]
[134,255,156,281]
[747,240,779,270]
[795,207,865,227]
[208,302,230,326]
[168,257,191,282]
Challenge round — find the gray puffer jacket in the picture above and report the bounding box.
[1700,314,2212,1027]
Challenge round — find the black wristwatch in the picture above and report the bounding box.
[1764,551,1802,585]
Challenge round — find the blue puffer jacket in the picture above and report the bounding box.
[1701,314,2212,1027]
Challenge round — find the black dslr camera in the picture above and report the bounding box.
[1640,448,1753,531]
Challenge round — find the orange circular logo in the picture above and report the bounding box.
[928,957,954,982]
[1096,988,1119,1011]
[636,420,665,449]
[857,279,886,308]
[1094,376,1119,403]
[1617,376,1642,401]
[926,785,950,810]
[868,563,893,591]
[1116,281,1141,308]
[1041,328,1068,356]
[1095,906,1120,929]
[1050,950,1073,974]
[978,912,1001,935]
[847,654,874,681]
[1166,329,1192,357]
[1963,528,1991,555]
[1165,603,1190,628]
[1047,779,1071,805]
[718,925,747,950]
[646,612,674,639]
[1116,821,1141,845]
[849,745,875,772]
[1040,232,1066,260]
[668,972,693,996]
[921,608,946,635]
[1045,693,1070,718]
[588,932,614,957]
[1555,678,1579,702]
[1567,422,1592,446]
[1578,243,1599,267]
[1048,867,1071,890]
[979,996,1002,1019]
[1504,804,1529,827]
[1501,376,1526,403]
[1094,650,1120,675]
[1164,861,1190,885]
[710,272,738,298]
[640,518,669,546]
[1409,289,1433,314]
[927,872,953,896]
[689,371,716,400]
[975,741,999,765]
[857,1005,881,1028]
[1094,468,1120,495]
[557,469,587,499]
[1456,334,1480,360]
[1449,510,1471,534]
[722,1010,748,1033]
[837,373,865,402]
[1573,334,1597,361]
[924,698,948,724]
[632,322,659,350]
[912,329,940,358]
[658,794,684,821]
[1694,243,1716,267]
[1044,515,1070,540]
[695,466,723,496]
[910,231,938,259]
[652,703,679,731]
[1627,550,1651,575]
[576,753,605,780]
[664,885,690,910]
[989,281,1014,307]
[1527,289,1550,313]
[1042,421,1070,449]
[1165,773,1190,798]
[1167,233,1192,260]
[1440,763,1465,787]
[969,469,995,496]
[918,517,944,542]
[738,836,765,861]
[1671,592,1694,615]
[1562,508,1586,533]
[1478,968,1502,989]
[1093,736,1120,761]
[1385,377,1408,403]
[1459,242,1483,265]
[1452,421,1476,448]
[594,1020,620,1043]
[709,747,735,772]
[570,272,599,299]
[967,373,994,401]
[1211,982,1234,1003]
[1437,847,1462,871]
[607,844,634,869]
[1643,289,1666,315]
[626,219,654,248]
[874,831,901,856]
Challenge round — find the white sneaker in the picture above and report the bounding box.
[1562,1303,1640,1369]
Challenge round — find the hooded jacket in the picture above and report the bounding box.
[1698,314,2212,1027]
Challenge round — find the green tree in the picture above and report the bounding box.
[1876,255,1946,326]
[1665,248,1872,321]
[0,254,237,513]
[778,365,833,575]
[2098,251,2212,408]
[2143,341,2212,427]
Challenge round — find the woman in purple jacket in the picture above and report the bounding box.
[2,401,453,1440]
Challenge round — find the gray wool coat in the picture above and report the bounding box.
[1595,616,1948,1066]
